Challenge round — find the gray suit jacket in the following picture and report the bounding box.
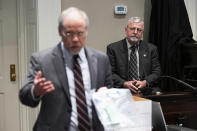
[107,38,161,88]
[19,43,113,131]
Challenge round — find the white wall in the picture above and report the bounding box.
[37,0,61,51]
[62,0,145,52]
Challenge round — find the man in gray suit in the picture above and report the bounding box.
[107,17,160,94]
[19,7,112,131]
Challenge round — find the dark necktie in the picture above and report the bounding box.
[73,55,91,131]
[128,46,138,80]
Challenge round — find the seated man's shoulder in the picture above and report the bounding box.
[148,43,157,47]
[108,39,126,48]
[143,41,158,50]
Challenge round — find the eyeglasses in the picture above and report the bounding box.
[129,27,143,33]
[62,31,86,38]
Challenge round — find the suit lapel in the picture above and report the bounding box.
[52,43,71,104]
[85,47,97,89]
[138,41,148,79]
[121,39,129,78]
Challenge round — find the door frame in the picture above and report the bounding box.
[17,0,34,130]
[17,0,61,130]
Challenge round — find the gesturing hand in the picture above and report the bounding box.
[33,71,55,97]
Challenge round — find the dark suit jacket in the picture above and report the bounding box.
[19,43,113,131]
[107,38,160,88]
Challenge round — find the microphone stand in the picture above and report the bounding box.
[160,76,197,94]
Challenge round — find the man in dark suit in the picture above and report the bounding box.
[19,7,112,131]
[107,17,160,94]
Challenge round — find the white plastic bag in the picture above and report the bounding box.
[92,89,152,131]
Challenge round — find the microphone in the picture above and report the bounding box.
[160,76,197,93]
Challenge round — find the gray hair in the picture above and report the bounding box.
[58,7,89,29]
[127,17,144,27]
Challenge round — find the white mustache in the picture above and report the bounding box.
[129,36,139,42]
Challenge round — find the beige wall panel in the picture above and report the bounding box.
[62,0,145,52]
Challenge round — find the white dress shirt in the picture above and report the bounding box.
[61,42,92,130]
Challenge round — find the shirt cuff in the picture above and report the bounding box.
[31,86,41,101]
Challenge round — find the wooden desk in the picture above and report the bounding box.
[133,96,149,101]
[143,92,197,129]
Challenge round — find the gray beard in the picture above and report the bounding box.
[128,36,139,43]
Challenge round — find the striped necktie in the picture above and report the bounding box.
[128,45,138,80]
[73,55,91,131]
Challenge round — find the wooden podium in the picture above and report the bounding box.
[143,92,197,129]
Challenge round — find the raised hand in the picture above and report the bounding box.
[33,71,55,97]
